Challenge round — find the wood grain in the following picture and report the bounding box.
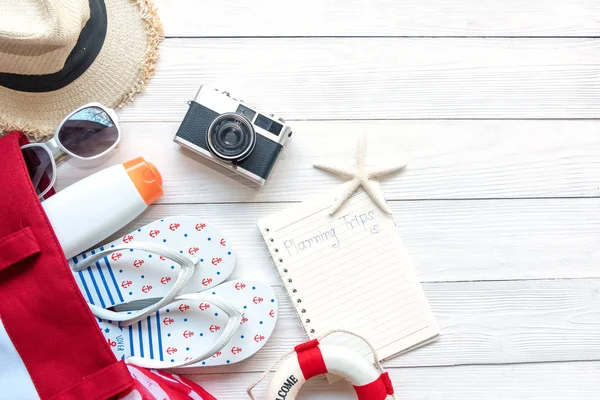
[162,279,600,374]
[156,0,600,37]
[55,120,600,203]
[116,38,600,121]
[189,361,600,399]
[103,199,600,284]
[46,2,600,396]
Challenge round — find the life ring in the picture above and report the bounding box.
[248,330,396,400]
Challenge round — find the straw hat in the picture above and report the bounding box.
[0,0,163,141]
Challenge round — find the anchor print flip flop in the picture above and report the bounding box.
[100,280,278,369]
[70,216,236,322]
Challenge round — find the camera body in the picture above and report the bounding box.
[174,86,293,185]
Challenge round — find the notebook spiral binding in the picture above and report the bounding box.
[262,227,316,336]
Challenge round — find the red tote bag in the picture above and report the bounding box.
[0,132,133,400]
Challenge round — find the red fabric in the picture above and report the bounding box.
[52,362,132,400]
[119,366,217,400]
[0,226,41,272]
[175,374,217,400]
[0,132,133,399]
[353,372,394,400]
[294,339,328,380]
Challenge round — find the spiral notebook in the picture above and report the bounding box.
[258,188,439,362]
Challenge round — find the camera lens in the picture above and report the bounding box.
[207,113,256,162]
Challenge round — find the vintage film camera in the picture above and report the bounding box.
[174,86,293,185]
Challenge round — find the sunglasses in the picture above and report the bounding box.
[21,103,121,199]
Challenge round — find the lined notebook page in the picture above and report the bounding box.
[258,187,439,362]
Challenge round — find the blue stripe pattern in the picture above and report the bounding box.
[81,253,107,308]
[147,316,154,359]
[129,325,134,356]
[156,311,163,361]
[74,256,95,305]
[113,313,164,361]
[92,250,115,306]
[86,266,106,308]
[73,249,127,308]
[77,273,94,304]
[138,321,144,357]
[101,246,124,303]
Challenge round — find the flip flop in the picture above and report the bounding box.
[70,216,236,322]
[100,280,278,369]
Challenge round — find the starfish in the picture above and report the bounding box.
[314,136,406,215]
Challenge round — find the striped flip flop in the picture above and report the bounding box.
[100,280,278,368]
[70,216,236,323]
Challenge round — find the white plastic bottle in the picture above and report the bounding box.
[43,157,163,259]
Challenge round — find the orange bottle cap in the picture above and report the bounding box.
[123,157,163,205]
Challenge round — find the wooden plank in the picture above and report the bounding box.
[165,280,600,374]
[156,0,600,37]
[116,38,600,121]
[55,120,600,202]
[108,199,600,284]
[188,362,600,399]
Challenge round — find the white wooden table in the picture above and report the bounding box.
[58,1,600,398]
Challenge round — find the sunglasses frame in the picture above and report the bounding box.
[20,102,120,200]
[44,102,121,161]
[20,143,57,199]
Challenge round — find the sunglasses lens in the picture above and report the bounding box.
[22,146,54,197]
[58,106,118,158]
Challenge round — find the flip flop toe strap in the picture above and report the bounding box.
[126,293,243,369]
[72,242,196,323]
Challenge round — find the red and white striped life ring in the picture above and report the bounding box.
[248,331,396,400]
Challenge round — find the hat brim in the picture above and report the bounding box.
[0,0,163,141]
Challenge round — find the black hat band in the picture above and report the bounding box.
[0,0,107,93]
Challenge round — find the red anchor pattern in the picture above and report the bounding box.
[201,278,212,286]
[75,218,234,312]
[160,276,171,284]
[178,304,190,312]
[81,219,271,367]
[166,347,177,355]
[149,229,160,238]
[97,279,276,367]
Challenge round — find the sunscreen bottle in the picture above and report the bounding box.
[43,157,163,259]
